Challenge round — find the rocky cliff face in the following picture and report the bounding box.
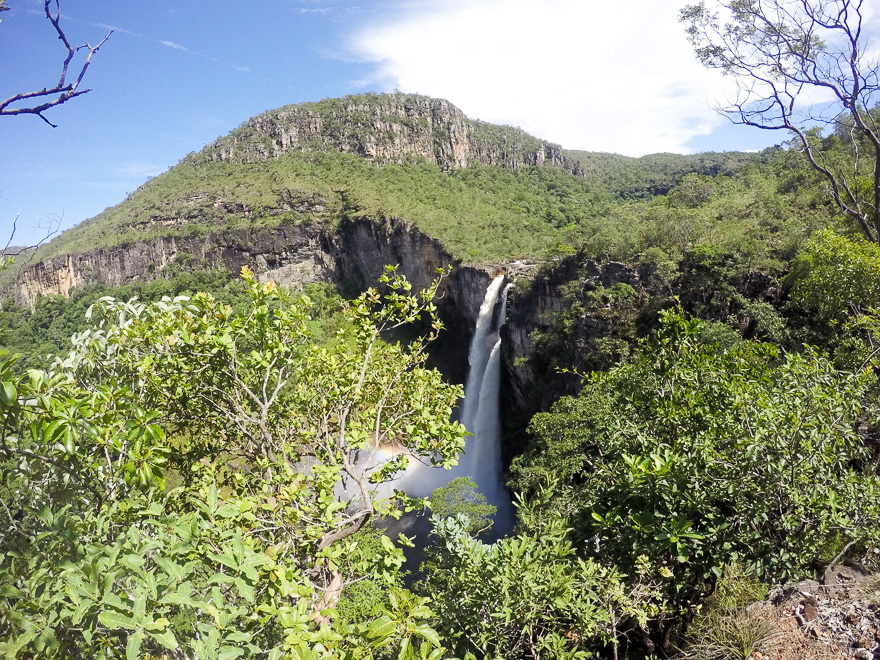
[13,224,335,308]
[497,255,785,464]
[206,93,583,177]
[499,258,662,435]
[10,217,502,386]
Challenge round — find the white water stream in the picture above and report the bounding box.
[396,275,514,533]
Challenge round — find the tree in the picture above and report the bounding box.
[511,308,880,652]
[681,0,880,243]
[0,0,111,127]
[429,477,496,536]
[0,267,465,658]
[784,228,880,368]
[420,505,634,660]
[787,227,880,321]
[0,211,61,272]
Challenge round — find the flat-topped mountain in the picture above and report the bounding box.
[203,93,584,174]
[4,92,771,309]
[26,93,760,263]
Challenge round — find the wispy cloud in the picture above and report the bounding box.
[22,164,69,181]
[299,7,331,14]
[116,162,164,179]
[350,0,732,156]
[234,65,251,72]
[93,22,142,37]
[160,40,188,51]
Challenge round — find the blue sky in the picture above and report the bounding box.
[0,0,836,246]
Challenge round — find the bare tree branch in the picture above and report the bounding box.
[0,0,111,127]
[0,211,61,273]
[681,0,880,242]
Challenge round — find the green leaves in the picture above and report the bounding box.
[0,380,17,406]
[515,306,880,644]
[98,609,138,631]
[362,588,446,660]
[366,614,396,640]
[0,584,24,599]
[788,229,880,323]
[0,270,465,659]
[422,504,630,660]
[429,477,496,536]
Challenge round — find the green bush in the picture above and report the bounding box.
[429,477,495,536]
[420,492,641,660]
[787,228,880,322]
[512,308,880,651]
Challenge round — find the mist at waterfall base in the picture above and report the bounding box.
[394,274,515,537]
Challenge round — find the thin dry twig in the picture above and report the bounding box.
[0,0,112,127]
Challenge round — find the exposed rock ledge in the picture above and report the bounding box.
[9,219,511,387]
[11,224,334,308]
[205,93,584,178]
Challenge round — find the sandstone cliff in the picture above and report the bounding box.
[11,217,503,384]
[13,224,334,308]
[203,93,584,177]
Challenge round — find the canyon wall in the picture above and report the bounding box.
[10,218,499,387]
[12,224,334,307]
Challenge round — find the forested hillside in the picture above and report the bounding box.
[11,94,771,270]
[4,71,880,660]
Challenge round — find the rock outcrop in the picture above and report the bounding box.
[13,224,334,307]
[205,93,583,176]
[500,257,662,422]
[10,216,503,387]
[732,563,880,660]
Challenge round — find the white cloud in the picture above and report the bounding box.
[350,0,737,155]
[93,23,142,37]
[160,40,188,51]
[234,65,251,72]
[116,162,164,179]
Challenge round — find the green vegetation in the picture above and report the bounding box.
[6,260,880,657]
[512,308,880,652]
[35,142,824,271]
[10,88,880,657]
[788,228,880,322]
[419,495,641,660]
[0,270,251,369]
[564,149,767,199]
[0,268,468,658]
[677,567,773,660]
[38,152,610,264]
[428,477,495,536]
[682,0,880,244]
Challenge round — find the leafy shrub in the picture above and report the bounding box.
[0,268,463,658]
[787,228,880,322]
[420,494,640,660]
[429,477,495,536]
[513,308,880,650]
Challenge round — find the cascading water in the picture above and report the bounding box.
[458,279,513,531]
[459,275,506,431]
[396,274,514,534]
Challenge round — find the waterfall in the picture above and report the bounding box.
[459,280,513,530]
[396,274,514,534]
[459,275,506,430]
